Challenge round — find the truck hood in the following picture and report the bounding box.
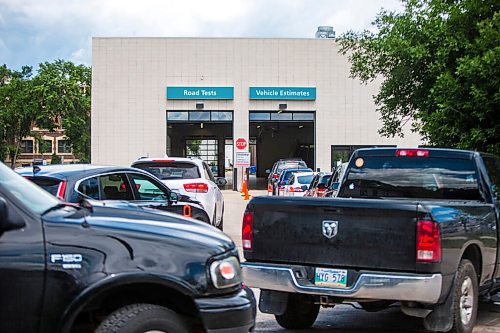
[41,204,236,295]
[88,205,232,252]
[44,204,234,257]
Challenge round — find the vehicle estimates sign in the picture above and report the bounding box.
[249,87,316,100]
[235,152,251,167]
[167,87,234,100]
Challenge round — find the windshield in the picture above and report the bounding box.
[0,163,60,214]
[339,156,481,200]
[277,161,307,173]
[133,162,200,180]
[297,175,314,184]
[30,177,62,196]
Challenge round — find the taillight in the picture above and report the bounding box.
[396,149,429,157]
[268,184,272,192]
[183,183,209,193]
[56,181,67,200]
[318,188,326,193]
[273,173,279,179]
[290,187,303,192]
[242,211,253,250]
[416,220,441,262]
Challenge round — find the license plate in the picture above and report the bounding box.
[315,268,348,288]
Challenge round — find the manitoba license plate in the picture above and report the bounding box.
[315,268,348,288]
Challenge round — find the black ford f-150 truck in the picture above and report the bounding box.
[241,148,500,333]
[0,162,255,333]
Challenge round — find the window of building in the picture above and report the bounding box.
[249,112,271,121]
[186,139,218,174]
[270,113,293,121]
[189,112,210,121]
[292,113,315,121]
[167,111,233,122]
[20,140,34,154]
[58,140,72,154]
[40,140,53,154]
[211,112,233,121]
[167,112,189,121]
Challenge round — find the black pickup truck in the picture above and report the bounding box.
[0,162,255,333]
[242,148,500,333]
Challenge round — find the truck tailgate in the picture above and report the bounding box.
[245,197,424,272]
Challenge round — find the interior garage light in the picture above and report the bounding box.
[200,123,204,129]
[257,125,261,128]
[299,125,304,129]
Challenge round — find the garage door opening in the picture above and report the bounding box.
[166,111,233,186]
[249,111,315,188]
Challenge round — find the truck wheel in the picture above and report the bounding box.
[449,259,478,333]
[275,294,320,329]
[96,303,190,333]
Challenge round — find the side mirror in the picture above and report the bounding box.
[283,180,289,185]
[0,197,25,233]
[332,182,340,191]
[169,192,179,203]
[265,169,271,174]
[216,177,227,186]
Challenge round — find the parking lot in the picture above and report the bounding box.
[221,189,500,333]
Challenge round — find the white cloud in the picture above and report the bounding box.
[0,0,404,69]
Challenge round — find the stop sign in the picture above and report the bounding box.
[235,138,247,150]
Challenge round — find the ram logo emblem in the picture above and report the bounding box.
[322,220,338,239]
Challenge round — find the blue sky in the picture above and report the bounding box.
[0,0,403,70]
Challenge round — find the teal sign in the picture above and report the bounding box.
[249,87,316,100]
[167,87,233,100]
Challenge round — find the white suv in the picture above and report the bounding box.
[132,157,226,230]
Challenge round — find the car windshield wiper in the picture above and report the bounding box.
[41,202,81,216]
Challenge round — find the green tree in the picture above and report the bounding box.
[34,60,91,162]
[339,0,500,154]
[0,65,44,167]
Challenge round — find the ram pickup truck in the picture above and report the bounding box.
[242,148,500,333]
[0,162,256,333]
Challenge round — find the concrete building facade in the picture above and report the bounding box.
[92,37,421,185]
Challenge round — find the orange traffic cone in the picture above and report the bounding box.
[242,179,250,200]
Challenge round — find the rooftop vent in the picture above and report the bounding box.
[315,26,335,39]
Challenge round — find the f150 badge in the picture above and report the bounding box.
[50,254,83,269]
[322,220,338,239]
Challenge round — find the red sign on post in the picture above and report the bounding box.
[235,138,247,150]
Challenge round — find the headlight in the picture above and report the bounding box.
[209,256,242,289]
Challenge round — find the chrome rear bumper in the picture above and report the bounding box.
[241,262,442,304]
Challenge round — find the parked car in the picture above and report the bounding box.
[325,162,349,197]
[16,164,213,227]
[276,168,313,196]
[131,157,226,229]
[266,158,308,195]
[0,162,256,333]
[304,172,332,197]
[283,171,315,197]
[242,148,500,333]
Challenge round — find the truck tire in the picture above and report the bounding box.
[449,259,478,333]
[275,294,320,329]
[96,303,190,333]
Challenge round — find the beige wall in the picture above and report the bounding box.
[92,37,421,169]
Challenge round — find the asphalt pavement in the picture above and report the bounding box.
[221,189,500,333]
